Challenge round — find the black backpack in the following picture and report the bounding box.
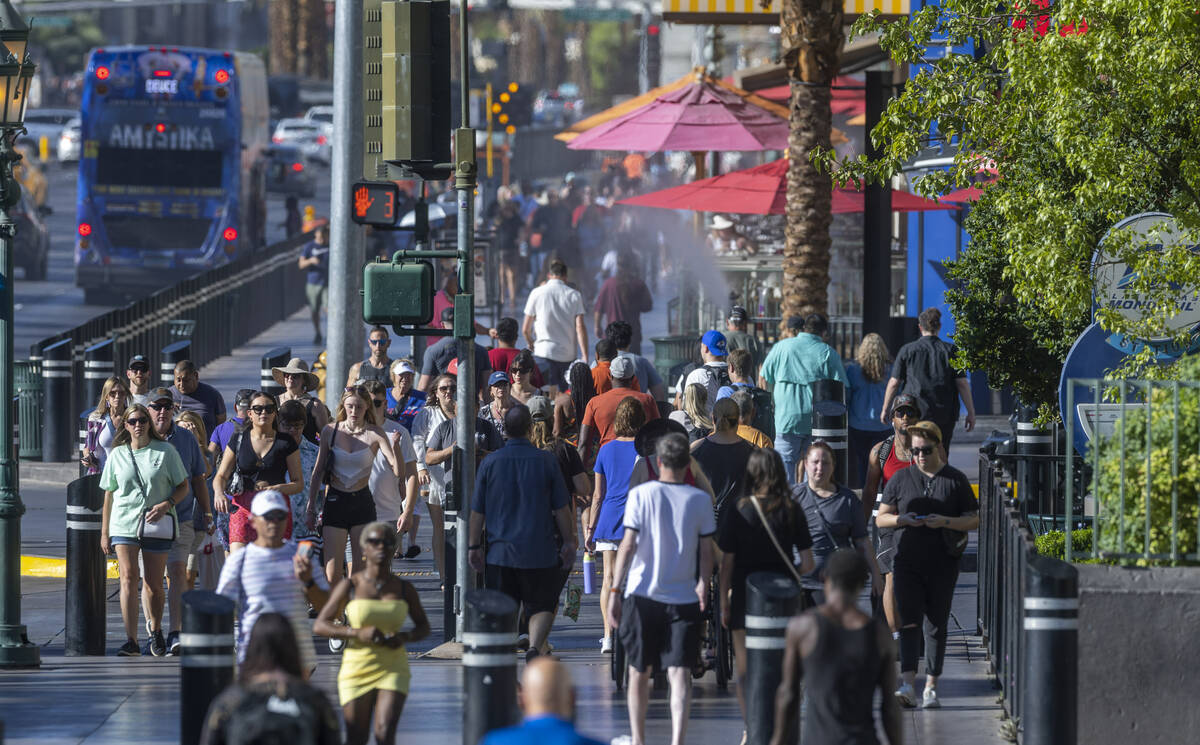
[223,689,319,745]
[702,363,733,390]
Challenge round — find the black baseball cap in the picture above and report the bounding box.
[148,387,175,404]
[234,388,258,410]
[786,315,804,332]
[728,306,748,323]
[127,355,149,371]
[891,394,922,418]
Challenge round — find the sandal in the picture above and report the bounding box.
[404,545,421,559]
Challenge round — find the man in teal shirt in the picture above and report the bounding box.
[761,313,848,484]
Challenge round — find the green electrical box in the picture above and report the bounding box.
[362,259,435,327]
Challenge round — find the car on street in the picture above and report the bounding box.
[56,116,81,163]
[304,105,333,126]
[271,118,330,165]
[264,144,316,197]
[22,108,76,157]
[533,84,584,127]
[13,188,51,280]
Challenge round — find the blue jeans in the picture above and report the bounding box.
[776,432,812,486]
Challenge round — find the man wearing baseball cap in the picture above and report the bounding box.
[724,306,764,371]
[579,355,660,460]
[675,330,731,415]
[126,355,153,406]
[385,359,426,431]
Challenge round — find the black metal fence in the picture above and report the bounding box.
[24,231,313,460]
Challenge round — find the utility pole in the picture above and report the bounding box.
[327,0,366,407]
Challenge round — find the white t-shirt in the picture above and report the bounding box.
[683,362,728,415]
[371,420,417,522]
[623,480,716,605]
[216,542,329,670]
[523,278,585,362]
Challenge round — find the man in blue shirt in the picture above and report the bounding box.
[761,313,848,485]
[481,657,604,745]
[297,221,329,344]
[469,404,576,661]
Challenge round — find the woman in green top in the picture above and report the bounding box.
[99,404,190,657]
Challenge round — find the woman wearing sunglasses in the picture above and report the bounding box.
[83,376,130,475]
[315,522,430,745]
[99,404,190,657]
[214,392,303,553]
[507,350,543,405]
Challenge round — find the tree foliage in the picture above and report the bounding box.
[820,0,1200,414]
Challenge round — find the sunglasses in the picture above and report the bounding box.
[251,405,277,414]
[125,417,148,427]
[369,338,389,345]
[259,510,289,522]
[148,402,173,411]
[894,409,918,419]
[437,385,457,393]
[128,366,149,374]
[911,446,936,456]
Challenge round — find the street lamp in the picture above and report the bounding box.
[0,0,38,669]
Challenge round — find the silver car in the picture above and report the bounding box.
[22,108,76,159]
[57,116,81,163]
[271,118,330,165]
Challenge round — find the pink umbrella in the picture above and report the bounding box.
[566,79,789,153]
[756,75,866,117]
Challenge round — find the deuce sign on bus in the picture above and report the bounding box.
[351,181,400,227]
[145,78,179,95]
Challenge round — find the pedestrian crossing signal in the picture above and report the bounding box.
[351,181,400,227]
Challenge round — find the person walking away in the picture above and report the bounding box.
[418,307,493,396]
[676,331,731,414]
[385,359,427,430]
[584,398,645,654]
[145,387,213,655]
[606,433,716,745]
[492,199,527,308]
[283,195,303,238]
[726,349,774,439]
[578,356,659,460]
[793,440,882,608]
[875,420,978,709]
[213,392,303,553]
[362,380,421,559]
[469,405,577,662]
[528,189,574,287]
[126,354,153,406]
[314,523,431,745]
[846,333,895,489]
[668,383,713,443]
[489,317,546,391]
[298,221,330,344]
[216,491,331,674]
[864,395,920,642]
[481,657,606,745]
[278,400,325,568]
[723,306,764,371]
[593,251,653,355]
[606,322,665,402]
[590,339,623,396]
[99,404,189,657]
[411,375,455,579]
[275,358,330,445]
[82,376,129,474]
[717,448,814,736]
[199,613,342,745]
[523,259,589,394]
[691,398,757,532]
[730,389,772,449]
[348,326,395,388]
[881,307,976,449]
[770,549,901,745]
[171,360,227,434]
[760,314,848,484]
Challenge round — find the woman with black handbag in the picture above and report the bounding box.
[794,440,883,608]
[99,404,190,657]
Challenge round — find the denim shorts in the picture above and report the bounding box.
[111,535,174,554]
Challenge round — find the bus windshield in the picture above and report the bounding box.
[96,146,224,190]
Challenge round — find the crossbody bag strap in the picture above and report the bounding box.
[802,485,846,549]
[749,497,804,585]
[127,444,150,502]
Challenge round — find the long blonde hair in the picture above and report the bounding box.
[336,385,379,426]
[176,411,209,451]
[855,333,892,384]
[683,383,713,432]
[91,376,129,419]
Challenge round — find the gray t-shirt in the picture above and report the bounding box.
[793,484,867,590]
[171,381,226,434]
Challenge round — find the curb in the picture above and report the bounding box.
[22,554,119,579]
[19,461,78,485]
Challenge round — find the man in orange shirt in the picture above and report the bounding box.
[591,339,642,396]
[578,356,659,460]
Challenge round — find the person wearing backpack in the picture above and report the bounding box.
[677,331,731,415]
[727,349,774,439]
[199,613,341,745]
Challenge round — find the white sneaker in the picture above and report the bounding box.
[610,736,633,745]
[922,687,941,709]
[328,636,345,653]
[894,682,917,708]
[600,636,613,653]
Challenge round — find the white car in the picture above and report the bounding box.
[303,105,333,125]
[56,116,81,163]
[271,118,330,165]
[23,108,76,153]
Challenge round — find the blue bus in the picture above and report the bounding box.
[75,46,269,302]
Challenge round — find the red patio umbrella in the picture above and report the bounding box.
[616,159,955,216]
[939,184,986,203]
[756,75,866,117]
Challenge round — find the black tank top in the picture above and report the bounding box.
[357,358,389,384]
[802,613,881,745]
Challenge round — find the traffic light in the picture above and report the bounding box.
[646,22,661,88]
[492,82,532,134]
[362,259,435,327]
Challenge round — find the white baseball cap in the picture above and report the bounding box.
[251,490,289,516]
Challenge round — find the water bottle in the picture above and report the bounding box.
[583,552,595,594]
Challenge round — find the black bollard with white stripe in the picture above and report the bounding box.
[1022,553,1078,745]
[744,572,802,745]
[41,338,74,462]
[462,589,519,745]
[82,338,116,415]
[65,474,106,656]
[180,590,236,745]
[1016,403,1053,512]
[811,378,848,485]
[260,347,291,397]
[161,340,192,385]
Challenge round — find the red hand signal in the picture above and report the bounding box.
[354,186,374,217]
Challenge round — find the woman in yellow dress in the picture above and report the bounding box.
[314,522,430,745]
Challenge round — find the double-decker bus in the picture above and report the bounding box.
[75,46,269,302]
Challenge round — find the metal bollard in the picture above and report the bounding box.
[462,589,519,745]
[1016,403,1052,512]
[443,507,457,643]
[161,340,192,384]
[180,590,236,745]
[1022,553,1078,745]
[811,378,848,485]
[260,346,291,397]
[82,338,116,413]
[41,338,73,462]
[744,572,802,745]
[65,474,106,656]
[16,357,43,460]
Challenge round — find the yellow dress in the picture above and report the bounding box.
[338,598,412,704]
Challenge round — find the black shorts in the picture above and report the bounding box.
[322,486,376,530]
[618,594,702,673]
[484,564,561,614]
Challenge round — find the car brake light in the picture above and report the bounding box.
[215,69,230,84]
[272,136,282,143]
[155,123,166,133]
[292,162,304,172]
[316,135,327,145]
[223,228,238,241]
[78,223,93,237]
[95,66,110,80]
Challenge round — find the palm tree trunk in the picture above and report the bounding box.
[269,0,297,75]
[781,0,844,323]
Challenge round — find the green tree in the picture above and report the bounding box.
[31,14,104,78]
[822,0,1200,415]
